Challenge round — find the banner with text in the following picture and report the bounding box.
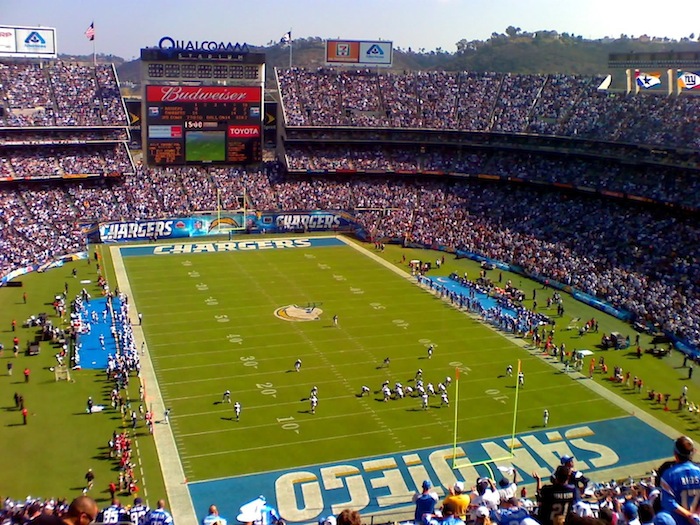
[98,211,359,243]
[188,417,672,524]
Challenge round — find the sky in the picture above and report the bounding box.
[3,0,698,60]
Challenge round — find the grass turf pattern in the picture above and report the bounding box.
[122,239,625,482]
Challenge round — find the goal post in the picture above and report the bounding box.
[451,360,522,471]
[215,187,248,233]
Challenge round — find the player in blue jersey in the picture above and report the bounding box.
[203,504,228,525]
[535,465,580,525]
[660,436,700,525]
[144,500,174,525]
[130,497,150,525]
[490,498,535,525]
[97,498,129,524]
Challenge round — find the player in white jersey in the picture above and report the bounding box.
[427,383,435,395]
[543,409,549,427]
[310,386,318,397]
[506,364,513,377]
[421,393,429,410]
[223,390,231,403]
[361,385,370,396]
[234,401,241,421]
[518,371,524,387]
[415,368,423,380]
[427,344,434,359]
[333,315,338,327]
[405,385,414,396]
[441,393,449,406]
[383,357,391,368]
[445,376,452,386]
[382,379,390,389]
[417,384,426,396]
[396,386,404,399]
[382,386,391,402]
[310,395,318,414]
[438,382,446,393]
[294,359,302,372]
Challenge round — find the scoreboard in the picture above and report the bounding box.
[145,85,262,165]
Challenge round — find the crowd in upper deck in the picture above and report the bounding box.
[277,68,700,151]
[0,62,127,127]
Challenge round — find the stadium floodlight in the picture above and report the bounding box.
[451,360,521,473]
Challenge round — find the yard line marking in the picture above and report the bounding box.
[181,398,607,459]
[176,394,604,440]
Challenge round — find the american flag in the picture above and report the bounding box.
[85,22,95,41]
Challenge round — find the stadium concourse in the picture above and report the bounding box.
[1,59,700,523]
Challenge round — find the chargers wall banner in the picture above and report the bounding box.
[98,212,359,242]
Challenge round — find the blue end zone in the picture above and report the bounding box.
[188,416,672,523]
[119,237,346,257]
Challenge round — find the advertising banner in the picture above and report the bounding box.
[0,26,56,58]
[98,212,359,243]
[325,40,392,67]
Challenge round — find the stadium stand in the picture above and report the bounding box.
[276,68,700,150]
[0,62,699,398]
[3,55,700,524]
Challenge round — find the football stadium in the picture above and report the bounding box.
[1,21,700,525]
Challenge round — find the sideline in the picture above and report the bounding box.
[338,237,677,476]
[111,245,197,525]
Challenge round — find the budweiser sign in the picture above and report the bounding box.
[146,85,261,103]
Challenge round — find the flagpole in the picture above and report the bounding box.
[289,29,293,68]
[93,22,96,65]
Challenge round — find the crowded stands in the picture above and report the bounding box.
[1,62,699,389]
[3,56,700,525]
[277,68,700,150]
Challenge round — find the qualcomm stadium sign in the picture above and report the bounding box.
[96,212,358,243]
[158,36,249,52]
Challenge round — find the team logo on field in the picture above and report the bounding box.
[274,305,323,322]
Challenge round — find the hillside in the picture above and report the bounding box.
[60,29,700,86]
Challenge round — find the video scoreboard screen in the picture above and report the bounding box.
[145,85,262,165]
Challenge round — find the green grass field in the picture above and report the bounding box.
[1,235,696,506]
[118,238,628,482]
[185,131,226,162]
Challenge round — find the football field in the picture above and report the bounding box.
[111,236,675,523]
